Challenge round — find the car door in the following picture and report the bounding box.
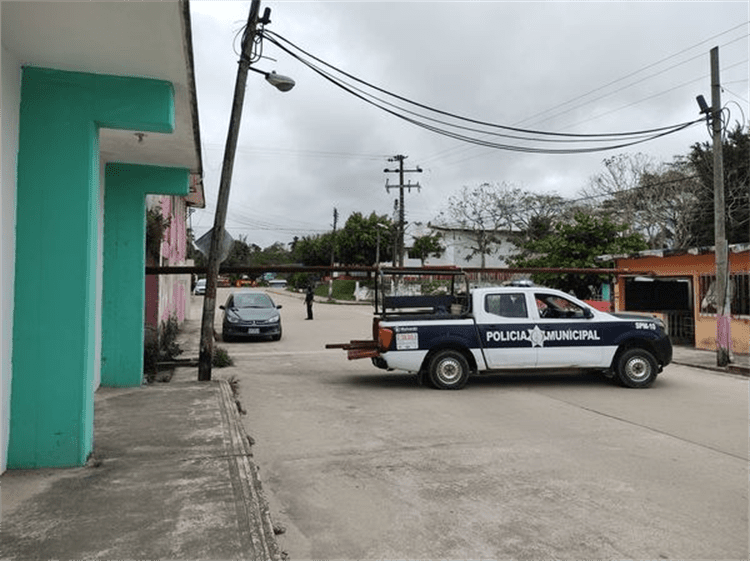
[476,292,538,369]
[532,292,604,368]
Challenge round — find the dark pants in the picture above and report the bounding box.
[306,302,313,320]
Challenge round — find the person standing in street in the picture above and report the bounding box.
[305,285,314,320]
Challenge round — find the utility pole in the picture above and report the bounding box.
[391,199,398,267]
[328,207,338,300]
[198,0,263,381]
[710,46,732,367]
[384,155,422,267]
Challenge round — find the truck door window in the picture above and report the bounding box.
[485,293,528,319]
[535,293,587,319]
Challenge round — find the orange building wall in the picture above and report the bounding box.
[615,250,749,356]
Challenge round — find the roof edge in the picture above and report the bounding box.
[599,242,750,261]
[180,0,205,208]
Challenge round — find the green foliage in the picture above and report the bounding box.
[160,315,183,360]
[510,212,647,299]
[409,232,444,264]
[223,235,257,268]
[292,233,334,266]
[142,315,183,383]
[435,183,569,267]
[212,346,234,368]
[292,212,394,266]
[687,123,749,245]
[336,212,394,265]
[313,279,362,301]
[253,241,294,266]
[288,272,318,290]
[146,206,170,261]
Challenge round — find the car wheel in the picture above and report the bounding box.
[615,348,657,388]
[428,349,469,390]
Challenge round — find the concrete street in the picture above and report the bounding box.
[209,288,749,560]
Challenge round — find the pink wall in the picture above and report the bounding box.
[145,195,190,328]
[158,195,189,324]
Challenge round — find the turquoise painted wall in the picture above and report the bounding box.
[102,163,188,387]
[9,68,174,468]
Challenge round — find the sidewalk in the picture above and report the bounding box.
[672,345,750,377]
[0,367,280,561]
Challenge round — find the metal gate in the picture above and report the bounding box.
[665,311,695,345]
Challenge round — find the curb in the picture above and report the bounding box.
[672,360,750,377]
[218,380,282,561]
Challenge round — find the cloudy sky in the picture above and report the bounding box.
[188,1,749,249]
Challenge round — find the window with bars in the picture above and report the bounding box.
[698,273,749,317]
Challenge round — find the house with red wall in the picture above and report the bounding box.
[608,244,749,357]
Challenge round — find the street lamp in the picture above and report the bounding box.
[198,0,294,381]
[248,66,295,92]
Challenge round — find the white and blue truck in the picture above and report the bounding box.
[327,270,672,390]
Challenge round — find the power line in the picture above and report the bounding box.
[422,27,749,165]
[515,22,749,130]
[261,29,702,155]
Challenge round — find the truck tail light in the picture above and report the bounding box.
[378,327,393,352]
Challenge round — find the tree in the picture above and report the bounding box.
[292,212,394,267]
[510,192,571,245]
[436,183,575,266]
[223,235,254,268]
[336,212,394,266]
[409,232,444,265]
[579,153,700,250]
[251,242,293,267]
[291,233,332,266]
[435,183,515,268]
[510,212,648,299]
[686,123,749,246]
[635,161,701,249]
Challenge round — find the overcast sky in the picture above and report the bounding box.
[188,1,749,249]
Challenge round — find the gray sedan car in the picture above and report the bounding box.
[220,291,282,342]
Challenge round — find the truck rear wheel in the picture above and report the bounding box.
[428,350,469,390]
[615,348,657,388]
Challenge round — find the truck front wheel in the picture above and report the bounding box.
[428,350,469,390]
[615,348,658,388]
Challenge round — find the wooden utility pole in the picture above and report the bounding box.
[198,0,262,381]
[384,155,422,267]
[328,207,338,300]
[710,46,732,367]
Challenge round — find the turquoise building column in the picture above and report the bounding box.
[101,163,189,387]
[9,67,174,468]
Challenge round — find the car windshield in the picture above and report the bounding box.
[233,293,273,309]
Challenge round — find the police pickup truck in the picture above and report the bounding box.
[327,278,672,390]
